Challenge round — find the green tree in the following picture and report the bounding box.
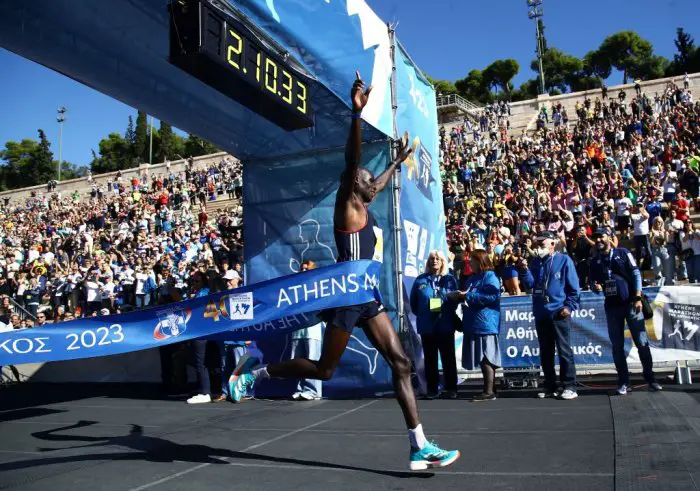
[594,31,655,84]
[455,69,492,103]
[184,134,219,157]
[59,161,88,180]
[674,27,695,71]
[667,28,698,76]
[158,121,175,162]
[133,111,148,164]
[426,76,458,95]
[27,130,56,185]
[125,115,135,145]
[91,132,132,174]
[0,138,38,190]
[483,59,520,96]
[582,50,612,80]
[532,48,583,93]
[566,73,603,92]
[511,78,540,102]
[628,54,669,81]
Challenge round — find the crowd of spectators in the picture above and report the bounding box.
[0,155,244,332]
[440,79,700,294]
[1,76,700,397]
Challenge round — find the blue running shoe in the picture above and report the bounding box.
[228,353,258,403]
[409,441,460,471]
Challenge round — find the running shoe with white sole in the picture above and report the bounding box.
[409,441,460,471]
[228,353,258,402]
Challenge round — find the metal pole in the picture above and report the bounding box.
[535,19,546,95]
[388,24,405,335]
[58,120,63,181]
[149,116,154,164]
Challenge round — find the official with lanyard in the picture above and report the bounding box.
[589,227,662,395]
[409,250,459,399]
[521,231,581,400]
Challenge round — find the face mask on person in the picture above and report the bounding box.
[536,247,550,258]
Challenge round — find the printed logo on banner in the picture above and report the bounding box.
[403,219,420,278]
[408,72,430,118]
[402,132,435,202]
[663,303,700,350]
[227,292,254,320]
[403,219,431,278]
[153,308,192,341]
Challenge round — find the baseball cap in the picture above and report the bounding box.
[100,308,111,316]
[223,270,240,281]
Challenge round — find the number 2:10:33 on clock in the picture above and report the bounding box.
[224,28,308,115]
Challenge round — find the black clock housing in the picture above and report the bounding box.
[169,0,314,131]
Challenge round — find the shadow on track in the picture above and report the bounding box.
[2,420,433,480]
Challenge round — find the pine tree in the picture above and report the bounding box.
[158,121,174,162]
[673,28,695,72]
[125,115,135,144]
[27,130,56,185]
[133,111,148,166]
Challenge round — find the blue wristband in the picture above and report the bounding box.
[351,112,362,120]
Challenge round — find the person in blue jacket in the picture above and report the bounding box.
[410,250,458,399]
[448,249,501,401]
[588,227,662,395]
[521,231,580,400]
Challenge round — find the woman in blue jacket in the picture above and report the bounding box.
[410,250,459,399]
[449,249,501,402]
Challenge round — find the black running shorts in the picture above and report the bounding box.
[319,301,386,333]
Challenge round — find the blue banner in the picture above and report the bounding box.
[497,292,615,367]
[0,260,381,366]
[394,42,447,282]
[243,142,396,397]
[490,287,700,368]
[393,41,447,392]
[234,0,394,136]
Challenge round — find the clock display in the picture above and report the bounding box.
[222,22,308,117]
[169,0,314,131]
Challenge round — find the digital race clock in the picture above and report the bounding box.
[168,0,314,131]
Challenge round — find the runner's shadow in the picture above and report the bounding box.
[5,420,433,480]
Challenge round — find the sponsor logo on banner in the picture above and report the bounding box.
[227,292,254,320]
[403,219,420,278]
[662,302,700,350]
[402,133,435,202]
[403,219,431,278]
[154,308,192,340]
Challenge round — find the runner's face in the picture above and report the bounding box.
[356,168,376,203]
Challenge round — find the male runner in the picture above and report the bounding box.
[230,72,460,471]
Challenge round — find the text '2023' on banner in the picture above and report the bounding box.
[0,260,382,366]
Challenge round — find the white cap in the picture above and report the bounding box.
[223,270,240,281]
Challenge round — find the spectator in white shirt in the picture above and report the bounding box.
[630,203,651,271]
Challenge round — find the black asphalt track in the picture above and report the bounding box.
[0,381,697,490]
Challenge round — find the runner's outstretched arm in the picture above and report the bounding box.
[339,71,372,200]
[373,137,412,194]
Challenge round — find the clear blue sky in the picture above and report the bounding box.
[0,0,696,168]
